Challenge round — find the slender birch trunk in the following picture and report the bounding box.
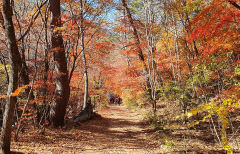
[79,0,89,110]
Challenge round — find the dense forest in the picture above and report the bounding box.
[0,0,239,153]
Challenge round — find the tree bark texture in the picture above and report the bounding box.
[49,0,70,127]
[0,0,19,153]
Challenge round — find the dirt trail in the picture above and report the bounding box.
[80,105,160,153]
[12,105,162,153]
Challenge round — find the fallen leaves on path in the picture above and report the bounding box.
[11,105,162,154]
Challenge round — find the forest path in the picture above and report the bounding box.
[12,105,162,153]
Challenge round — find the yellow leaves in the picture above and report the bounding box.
[202,101,215,111]
[183,102,215,119]
[184,98,238,123]
[219,114,232,154]
[190,108,200,116]
[183,0,206,14]
[224,145,233,154]
[157,38,174,51]
[156,31,175,51]
[184,114,211,128]
[181,97,240,153]
[29,8,38,16]
[54,26,67,33]
[45,136,51,139]
[222,98,235,106]
[219,114,228,128]
[202,114,211,122]
[186,107,201,118]
[29,4,47,17]
[156,41,162,51]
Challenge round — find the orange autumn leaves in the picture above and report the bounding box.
[0,85,29,99]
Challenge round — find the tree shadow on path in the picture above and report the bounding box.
[13,105,159,153]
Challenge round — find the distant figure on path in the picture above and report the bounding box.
[110,96,114,104]
[119,97,122,105]
[114,97,119,105]
[114,96,121,105]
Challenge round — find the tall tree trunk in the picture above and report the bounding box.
[49,0,70,127]
[123,10,131,66]
[38,9,50,124]
[80,0,89,110]
[0,0,19,153]
[144,0,158,113]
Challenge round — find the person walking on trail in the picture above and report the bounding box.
[119,97,122,105]
[117,96,121,105]
[114,97,119,105]
[110,96,114,104]
[114,96,121,105]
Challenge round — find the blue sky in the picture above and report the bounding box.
[105,0,121,22]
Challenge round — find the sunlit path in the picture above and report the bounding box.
[11,105,162,153]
